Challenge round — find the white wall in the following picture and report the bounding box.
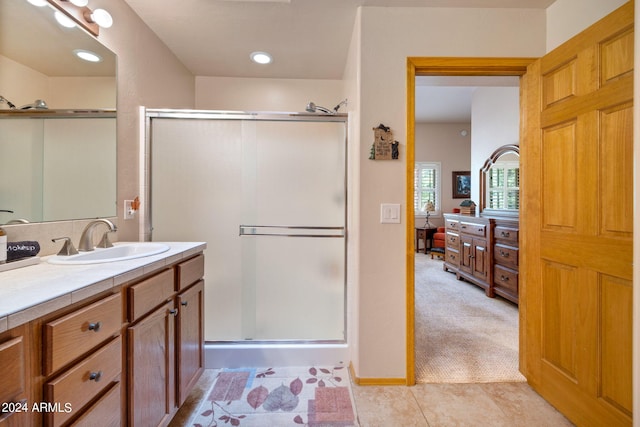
[194,76,343,112]
[546,0,628,51]
[91,0,196,241]
[354,6,546,380]
[415,122,472,227]
[470,87,520,203]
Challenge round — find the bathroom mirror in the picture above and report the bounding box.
[0,0,117,224]
[479,144,519,218]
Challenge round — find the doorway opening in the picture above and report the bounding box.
[405,57,535,385]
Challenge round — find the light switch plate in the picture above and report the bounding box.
[380,203,401,224]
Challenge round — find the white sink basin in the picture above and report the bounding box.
[48,243,170,265]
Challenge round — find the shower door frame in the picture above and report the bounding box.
[142,108,349,345]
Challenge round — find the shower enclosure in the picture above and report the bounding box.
[145,109,348,365]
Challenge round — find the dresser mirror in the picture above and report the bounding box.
[0,0,117,224]
[479,144,520,218]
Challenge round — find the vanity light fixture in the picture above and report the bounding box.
[74,49,102,62]
[27,0,48,6]
[41,0,114,36]
[250,51,273,65]
[84,8,113,28]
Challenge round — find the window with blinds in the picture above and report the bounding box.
[488,161,519,209]
[414,162,441,214]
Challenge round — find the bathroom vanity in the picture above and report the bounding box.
[0,242,205,426]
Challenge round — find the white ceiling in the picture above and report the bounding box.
[120,0,548,121]
[122,0,555,80]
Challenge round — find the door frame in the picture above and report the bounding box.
[405,57,536,385]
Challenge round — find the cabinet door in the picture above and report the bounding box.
[176,280,204,407]
[459,235,473,274]
[0,328,29,427]
[471,239,489,281]
[127,301,176,427]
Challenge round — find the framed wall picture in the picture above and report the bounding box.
[452,171,471,199]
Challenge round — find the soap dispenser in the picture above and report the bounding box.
[0,209,12,263]
[0,226,6,264]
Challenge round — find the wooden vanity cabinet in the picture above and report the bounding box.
[126,254,205,427]
[0,325,31,427]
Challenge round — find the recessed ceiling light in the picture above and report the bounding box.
[74,49,102,62]
[250,51,272,65]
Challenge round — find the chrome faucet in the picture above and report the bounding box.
[78,219,117,251]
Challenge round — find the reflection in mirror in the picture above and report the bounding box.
[480,144,519,217]
[0,0,116,224]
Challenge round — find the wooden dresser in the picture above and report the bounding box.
[443,213,519,304]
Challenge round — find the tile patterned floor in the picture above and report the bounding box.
[172,370,575,426]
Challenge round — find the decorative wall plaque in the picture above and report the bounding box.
[369,123,399,160]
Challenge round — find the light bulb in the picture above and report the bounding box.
[90,8,113,28]
[26,0,48,6]
[54,11,76,28]
[69,0,89,6]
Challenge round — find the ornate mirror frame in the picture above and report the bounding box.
[479,144,520,218]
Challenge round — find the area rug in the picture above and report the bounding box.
[190,366,357,427]
[415,253,526,384]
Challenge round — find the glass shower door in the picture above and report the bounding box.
[238,120,346,341]
[149,112,346,343]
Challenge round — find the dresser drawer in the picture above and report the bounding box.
[69,382,121,427]
[495,226,518,244]
[44,293,122,375]
[459,222,486,237]
[45,337,121,427]
[445,248,460,266]
[176,254,204,291]
[445,232,459,247]
[494,264,518,294]
[494,244,519,269]
[128,269,174,322]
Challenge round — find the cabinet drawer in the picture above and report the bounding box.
[0,337,25,405]
[128,269,174,322]
[45,337,121,427]
[44,293,122,375]
[494,244,519,268]
[495,226,518,244]
[445,219,459,230]
[494,265,518,294]
[446,232,459,247]
[70,382,121,427]
[176,254,204,291]
[459,222,486,237]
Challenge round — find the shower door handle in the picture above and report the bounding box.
[239,225,345,238]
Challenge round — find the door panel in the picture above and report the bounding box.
[521,2,633,425]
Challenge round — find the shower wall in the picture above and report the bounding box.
[148,111,347,343]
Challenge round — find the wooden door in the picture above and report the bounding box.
[176,280,205,407]
[127,301,176,427]
[520,2,633,426]
[471,239,489,282]
[460,235,473,274]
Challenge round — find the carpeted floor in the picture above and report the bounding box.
[414,253,526,383]
[188,366,357,426]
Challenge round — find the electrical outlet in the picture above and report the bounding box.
[124,200,136,220]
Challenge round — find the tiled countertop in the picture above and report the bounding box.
[0,242,206,333]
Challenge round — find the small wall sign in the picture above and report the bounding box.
[369,123,399,160]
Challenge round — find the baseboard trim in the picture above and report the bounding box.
[349,363,407,386]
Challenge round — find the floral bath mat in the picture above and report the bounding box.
[191,366,357,426]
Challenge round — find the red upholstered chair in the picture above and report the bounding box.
[431,227,446,259]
